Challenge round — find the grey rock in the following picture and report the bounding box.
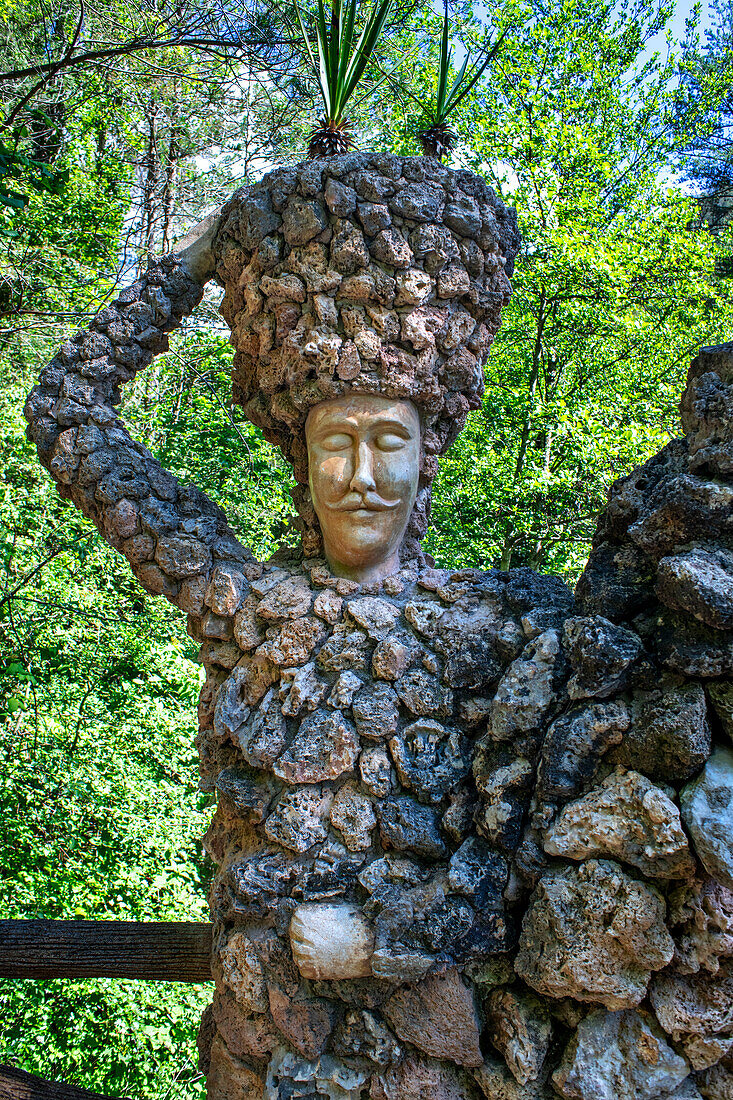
[256,575,313,622]
[474,1056,555,1099]
[394,668,453,717]
[236,191,282,249]
[708,681,733,742]
[324,178,357,216]
[329,783,376,850]
[372,634,415,680]
[515,860,675,1009]
[657,549,733,631]
[282,198,328,246]
[352,680,399,740]
[563,616,641,699]
[215,767,273,823]
[681,748,733,889]
[489,630,560,750]
[552,1008,690,1100]
[273,708,359,784]
[280,661,327,717]
[389,720,471,804]
[357,201,391,236]
[330,219,369,274]
[696,1056,733,1099]
[612,680,711,784]
[155,534,210,578]
[447,836,508,904]
[444,194,482,238]
[538,701,629,802]
[346,596,400,639]
[370,227,414,268]
[327,670,362,709]
[377,796,448,858]
[317,626,371,672]
[332,1008,401,1066]
[389,182,445,222]
[237,686,288,767]
[359,744,395,797]
[264,786,333,852]
[473,744,534,850]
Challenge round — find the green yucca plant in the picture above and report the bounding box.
[294,0,395,157]
[416,0,505,159]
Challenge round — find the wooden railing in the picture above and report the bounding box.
[0,919,213,1096]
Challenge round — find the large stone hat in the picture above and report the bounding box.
[212,152,520,555]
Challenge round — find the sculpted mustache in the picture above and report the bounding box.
[330,492,400,512]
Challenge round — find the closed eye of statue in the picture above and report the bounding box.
[320,432,353,452]
[375,433,407,452]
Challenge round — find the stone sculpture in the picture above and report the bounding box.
[24,151,733,1099]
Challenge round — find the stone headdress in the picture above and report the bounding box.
[212,153,520,558]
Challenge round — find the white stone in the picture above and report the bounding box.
[289,902,375,980]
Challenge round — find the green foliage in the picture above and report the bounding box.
[294,0,395,131]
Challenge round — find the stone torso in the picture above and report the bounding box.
[193,551,711,1099]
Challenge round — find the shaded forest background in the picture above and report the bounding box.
[1,0,733,1093]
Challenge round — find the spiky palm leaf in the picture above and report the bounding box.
[416,0,505,159]
[295,0,395,157]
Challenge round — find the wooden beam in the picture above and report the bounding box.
[0,1064,126,1100]
[0,921,212,982]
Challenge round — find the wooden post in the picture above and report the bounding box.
[0,921,212,982]
[0,1064,127,1099]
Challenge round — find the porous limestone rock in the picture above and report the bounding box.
[551,1008,690,1100]
[696,1054,733,1100]
[371,1051,479,1100]
[483,987,552,1085]
[611,680,711,784]
[488,630,560,752]
[543,768,695,879]
[667,876,733,974]
[515,859,675,1009]
[218,931,269,1012]
[536,702,629,803]
[563,616,641,700]
[329,783,377,850]
[681,747,733,889]
[473,1057,554,1100]
[650,962,733,1068]
[381,969,483,1067]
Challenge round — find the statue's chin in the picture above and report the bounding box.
[320,514,407,583]
[325,547,403,584]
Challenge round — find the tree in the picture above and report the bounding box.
[679,0,733,198]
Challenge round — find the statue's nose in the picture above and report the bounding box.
[350,441,376,495]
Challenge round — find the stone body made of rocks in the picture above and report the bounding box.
[23,146,733,1100]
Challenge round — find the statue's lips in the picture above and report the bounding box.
[329,494,399,513]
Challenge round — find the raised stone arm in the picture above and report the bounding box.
[23,217,262,637]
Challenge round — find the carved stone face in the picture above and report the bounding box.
[305,394,421,583]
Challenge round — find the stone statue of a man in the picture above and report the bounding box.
[25,153,733,1100]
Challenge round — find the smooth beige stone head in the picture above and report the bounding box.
[306,393,421,583]
[289,901,375,980]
